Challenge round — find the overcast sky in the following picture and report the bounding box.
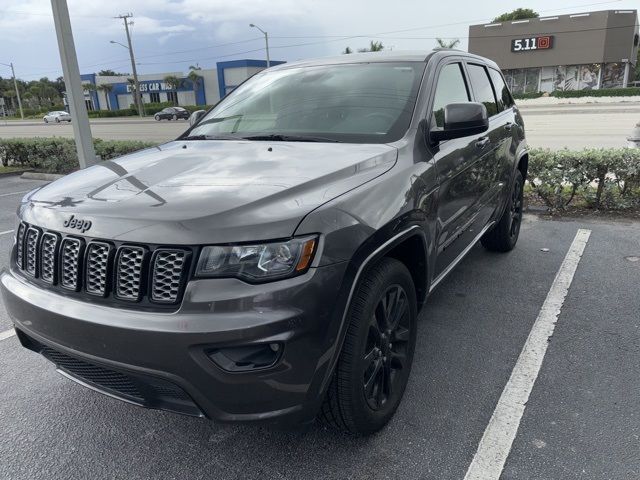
[0,0,637,81]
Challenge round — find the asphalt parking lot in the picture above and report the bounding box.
[0,175,639,479]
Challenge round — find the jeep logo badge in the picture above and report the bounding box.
[63,215,92,233]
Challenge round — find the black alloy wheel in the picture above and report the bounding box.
[481,169,524,252]
[363,284,411,411]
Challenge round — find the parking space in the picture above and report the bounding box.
[0,174,639,479]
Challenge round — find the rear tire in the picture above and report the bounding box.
[481,169,524,252]
[319,257,417,435]
[172,114,178,121]
[55,117,60,123]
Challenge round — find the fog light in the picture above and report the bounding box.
[207,343,282,372]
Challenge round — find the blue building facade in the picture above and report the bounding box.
[80,59,285,111]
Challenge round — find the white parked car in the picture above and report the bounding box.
[43,111,71,123]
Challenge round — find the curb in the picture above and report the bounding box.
[0,169,31,178]
[21,172,64,181]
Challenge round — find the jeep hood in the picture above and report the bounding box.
[22,140,397,244]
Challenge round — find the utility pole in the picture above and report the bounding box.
[50,0,96,168]
[0,62,24,119]
[116,13,143,117]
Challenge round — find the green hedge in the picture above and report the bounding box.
[514,87,640,101]
[551,87,640,98]
[528,148,640,210]
[0,137,157,174]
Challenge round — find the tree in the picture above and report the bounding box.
[358,41,384,53]
[343,46,353,54]
[187,65,202,104]
[97,83,113,110]
[98,69,128,76]
[163,75,181,105]
[493,8,539,22]
[435,38,460,49]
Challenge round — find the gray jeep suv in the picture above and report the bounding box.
[1,50,527,435]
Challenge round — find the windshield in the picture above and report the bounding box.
[188,62,425,143]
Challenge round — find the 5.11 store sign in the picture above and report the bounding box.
[511,35,554,52]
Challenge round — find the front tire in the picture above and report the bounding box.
[481,169,524,252]
[172,114,178,121]
[55,117,60,123]
[320,257,417,435]
[154,115,160,121]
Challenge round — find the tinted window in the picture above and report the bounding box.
[467,64,498,117]
[431,63,470,128]
[488,68,514,111]
[191,62,425,144]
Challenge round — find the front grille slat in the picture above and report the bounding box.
[115,246,147,301]
[16,223,26,270]
[14,222,189,306]
[85,242,111,296]
[59,237,83,291]
[151,250,187,304]
[24,227,41,277]
[40,232,59,284]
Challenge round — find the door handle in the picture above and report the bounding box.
[475,137,490,149]
[504,122,514,131]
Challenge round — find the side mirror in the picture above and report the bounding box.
[430,102,489,143]
[189,109,206,127]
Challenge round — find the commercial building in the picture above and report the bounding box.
[468,10,639,94]
[79,59,285,111]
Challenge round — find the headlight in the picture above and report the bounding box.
[195,236,318,281]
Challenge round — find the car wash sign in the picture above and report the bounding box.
[511,35,554,52]
[126,81,171,93]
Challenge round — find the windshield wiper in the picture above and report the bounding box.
[181,134,241,141]
[240,134,341,143]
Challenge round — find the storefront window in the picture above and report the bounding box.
[511,69,526,95]
[578,64,600,90]
[565,65,579,90]
[553,66,567,91]
[539,67,555,93]
[602,63,625,88]
[524,68,540,93]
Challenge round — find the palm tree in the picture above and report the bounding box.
[163,75,181,105]
[358,41,384,53]
[435,38,460,49]
[187,65,202,106]
[343,46,353,54]
[97,83,113,110]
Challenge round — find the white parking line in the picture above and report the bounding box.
[0,190,29,198]
[464,228,591,480]
[0,229,15,236]
[0,329,16,341]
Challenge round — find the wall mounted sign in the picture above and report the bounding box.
[511,35,554,52]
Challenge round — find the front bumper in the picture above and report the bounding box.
[1,261,349,425]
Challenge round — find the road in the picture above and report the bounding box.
[1,102,639,149]
[0,175,639,479]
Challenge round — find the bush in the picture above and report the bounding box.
[0,137,157,174]
[550,87,640,98]
[528,148,640,211]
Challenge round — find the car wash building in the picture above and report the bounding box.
[79,59,285,111]
[468,9,639,94]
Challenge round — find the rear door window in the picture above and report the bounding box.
[467,64,498,117]
[431,63,470,128]
[488,69,514,112]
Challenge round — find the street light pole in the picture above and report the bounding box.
[1,62,24,119]
[115,14,143,117]
[50,0,96,168]
[249,23,270,67]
